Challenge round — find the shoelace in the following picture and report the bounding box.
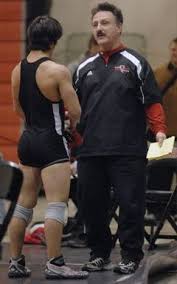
[120,260,136,267]
[90,257,104,267]
[9,264,27,274]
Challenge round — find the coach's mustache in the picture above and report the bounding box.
[96,31,105,37]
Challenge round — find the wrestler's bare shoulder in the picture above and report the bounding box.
[11,62,21,83]
[12,62,21,75]
[39,60,71,78]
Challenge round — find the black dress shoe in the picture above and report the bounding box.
[68,234,88,248]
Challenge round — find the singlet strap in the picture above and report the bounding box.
[22,57,51,67]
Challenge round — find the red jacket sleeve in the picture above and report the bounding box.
[70,128,83,146]
[145,103,167,134]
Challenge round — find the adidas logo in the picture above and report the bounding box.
[87,70,93,76]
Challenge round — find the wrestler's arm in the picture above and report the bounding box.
[56,65,81,128]
[11,63,25,119]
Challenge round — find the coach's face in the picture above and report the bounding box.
[92,11,122,51]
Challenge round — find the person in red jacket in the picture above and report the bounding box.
[154,37,177,138]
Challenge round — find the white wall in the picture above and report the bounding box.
[51,0,177,67]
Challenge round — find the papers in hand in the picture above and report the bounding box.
[147,136,175,160]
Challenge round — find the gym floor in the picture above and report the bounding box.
[0,197,177,284]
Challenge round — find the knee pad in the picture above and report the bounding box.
[13,204,33,225]
[45,202,67,225]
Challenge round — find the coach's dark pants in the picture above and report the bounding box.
[78,156,147,261]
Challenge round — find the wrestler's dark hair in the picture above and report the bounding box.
[91,2,123,25]
[27,15,63,51]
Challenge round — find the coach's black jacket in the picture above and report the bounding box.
[74,48,162,158]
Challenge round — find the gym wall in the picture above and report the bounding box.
[51,0,177,67]
[0,0,24,162]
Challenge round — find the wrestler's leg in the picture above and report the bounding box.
[9,164,41,258]
[41,162,70,258]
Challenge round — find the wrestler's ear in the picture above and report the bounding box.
[49,43,56,49]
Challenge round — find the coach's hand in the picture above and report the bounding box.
[156,131,166,147]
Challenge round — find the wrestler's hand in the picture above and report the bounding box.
[156,131,166,147]
[70,161,78,177]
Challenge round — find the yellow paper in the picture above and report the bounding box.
[147,136,175,160]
